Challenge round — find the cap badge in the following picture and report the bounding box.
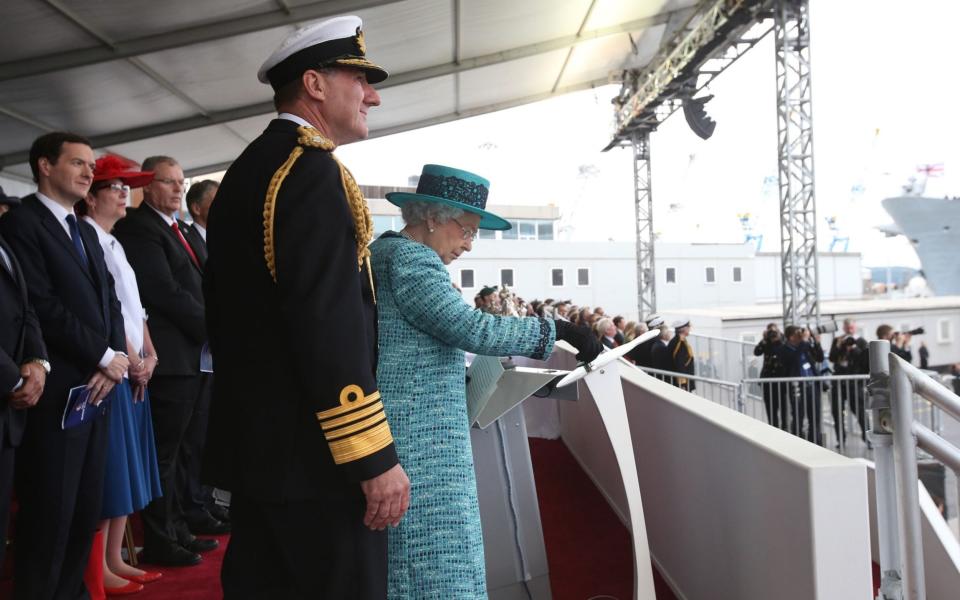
[355,27,366,54]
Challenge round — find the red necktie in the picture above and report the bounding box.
[171,221,200,269]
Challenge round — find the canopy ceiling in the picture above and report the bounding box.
[0,0,697,179]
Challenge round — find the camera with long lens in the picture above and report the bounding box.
[807,320,839,335]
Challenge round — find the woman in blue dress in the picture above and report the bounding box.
[370,165,602,599]
[80,155,163,594]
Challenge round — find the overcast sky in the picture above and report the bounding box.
[338,0,960,269]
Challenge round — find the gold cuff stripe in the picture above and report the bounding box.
[327,420,394,464]
[325,413,386,442]
[315,384,381,421]
[319,400,385,431]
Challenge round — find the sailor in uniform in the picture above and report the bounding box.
[202,16,409,599]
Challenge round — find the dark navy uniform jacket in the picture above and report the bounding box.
[203,118,398,502]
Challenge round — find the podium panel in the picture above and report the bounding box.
[472,405,552,600]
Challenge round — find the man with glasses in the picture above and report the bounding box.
[114,155,224,567]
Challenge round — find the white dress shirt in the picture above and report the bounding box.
[145,201,176,226]
[278,112,313,129]
[192,223,207,242]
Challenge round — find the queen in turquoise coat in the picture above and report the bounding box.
[371,165,602,599]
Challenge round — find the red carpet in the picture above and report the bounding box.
[129,515,226,600]
[529,437,678,600]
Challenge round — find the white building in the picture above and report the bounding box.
[365,187,866,321]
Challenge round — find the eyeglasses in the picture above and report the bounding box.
[94,183,128,194]
[451,217,479,241]
[154,177,185,187]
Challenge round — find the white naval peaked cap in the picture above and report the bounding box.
[257,15,387,89]
[645,314,665,328]
[672,319,690,329]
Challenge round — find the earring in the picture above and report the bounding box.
[429,228,435,233]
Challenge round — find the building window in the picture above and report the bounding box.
[732,266,742,283]
[665,267,677,284]
[937,319,953,344]
[537,222,554,240]
[460,269,475,289]
[500,269,514,287]
[502,221,518,240]
[518,221,537,240]
[551,268,564,287]
[577,268,590,286]
[479,228,496,240]
[705,267,716,284]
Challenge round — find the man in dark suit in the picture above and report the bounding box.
[0,131,128,600]
[177,181,229,528]
[184,179,217,245]
[203,15,409,598]
[113,155,223,567]
[0,234,48,569]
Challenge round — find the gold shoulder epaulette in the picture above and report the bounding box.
[316,384,394,464]
[262,125,377,304]
[263,126,333,282]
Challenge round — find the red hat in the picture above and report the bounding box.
[93,154,154,189]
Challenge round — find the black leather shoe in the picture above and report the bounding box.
[141,544,201,567]
[187,513,231,535]
[208,504,231,524]
[183,537,219,553]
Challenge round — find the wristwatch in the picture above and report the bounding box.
[25,358,51,374]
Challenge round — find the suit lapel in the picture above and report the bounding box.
[143,205,201,274]
[28,197,97,286]
[178,220,207,271]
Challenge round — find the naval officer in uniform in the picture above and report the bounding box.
[202,15,409,599]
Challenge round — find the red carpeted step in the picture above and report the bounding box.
[528,437,678,600]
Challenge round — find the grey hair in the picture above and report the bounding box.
[400,200,465,227]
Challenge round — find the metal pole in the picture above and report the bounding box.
[889,355,927,600]
[631,133,655,320]
[868,340,903,600]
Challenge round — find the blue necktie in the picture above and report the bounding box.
[65,214,89,269]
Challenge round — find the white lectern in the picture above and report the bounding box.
[471,332,658,600]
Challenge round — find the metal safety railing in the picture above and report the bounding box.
[687,333,761,382]
[638,365,742,409]
[871,339,960,600]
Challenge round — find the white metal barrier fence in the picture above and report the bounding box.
[872,339,960,600]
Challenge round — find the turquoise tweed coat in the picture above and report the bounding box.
[370,233,555,600]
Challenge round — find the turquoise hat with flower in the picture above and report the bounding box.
[385,164,511,231]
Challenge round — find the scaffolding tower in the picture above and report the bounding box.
[632,133,656,319]
[607,0,820,326]
[774,0,820,325]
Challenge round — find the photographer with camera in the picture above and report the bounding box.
[754,323,788,430]
[828,319,869,446]
[776,325,825,444]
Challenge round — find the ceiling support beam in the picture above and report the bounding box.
[0,12,677,168]
[551,0,598,93]
[179,78,609,178]
[0,0,403,82]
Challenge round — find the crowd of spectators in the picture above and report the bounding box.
[472,287,698,392]
[0,132,226,598]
